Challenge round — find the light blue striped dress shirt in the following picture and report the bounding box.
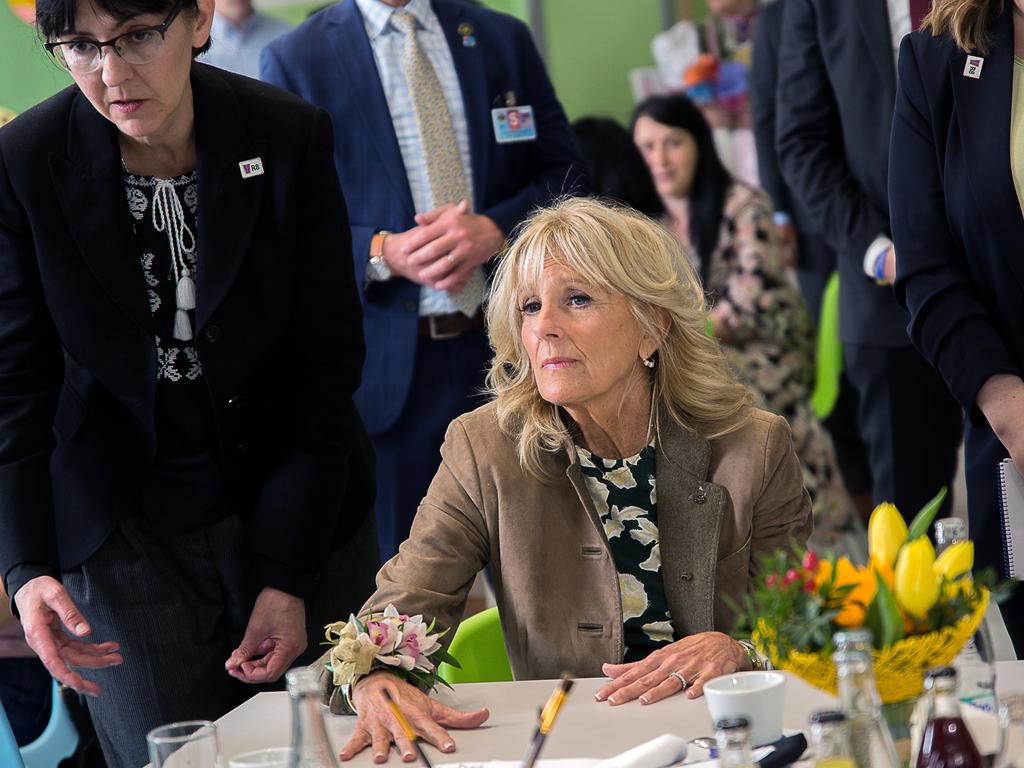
[354,0,478,316]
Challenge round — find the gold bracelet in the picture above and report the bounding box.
[737,639,765,670]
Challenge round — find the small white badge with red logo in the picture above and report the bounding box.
[239,157,264,179]
[963,56,984,79]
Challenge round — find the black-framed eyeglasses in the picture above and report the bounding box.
[44,0,186,74]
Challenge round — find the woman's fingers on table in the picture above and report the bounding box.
[339,727,371,762]
[369,721,393,764]
[428,699,490,730]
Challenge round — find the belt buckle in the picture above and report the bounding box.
[428,314,462,341]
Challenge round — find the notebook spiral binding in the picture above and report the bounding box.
[998,460,1017,580]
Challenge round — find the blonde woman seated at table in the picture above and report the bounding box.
[332,198,812,763]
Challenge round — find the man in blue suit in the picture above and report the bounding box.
[261,0,588,561]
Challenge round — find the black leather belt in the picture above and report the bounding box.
[418,310,484,340]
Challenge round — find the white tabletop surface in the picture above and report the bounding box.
[210,664,1022,766]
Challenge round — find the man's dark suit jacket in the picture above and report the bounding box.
[0,63,369,602]
[261,0,589,436]
[776,0,910,346]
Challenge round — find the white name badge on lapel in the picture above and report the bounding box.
[239,157,265,179]
[963,56,984,79]
[491,106,537,143]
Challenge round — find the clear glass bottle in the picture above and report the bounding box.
[933,518,966,553]
[833,648,900,768]
[834,629,874,655]
[916,667,983,768]
[715,717,756,768]
[287,667,340,768]
[809,710,856,768]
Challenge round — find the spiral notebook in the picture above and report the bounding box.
[997,458,1024,580]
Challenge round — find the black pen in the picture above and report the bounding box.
[521,674,574,768]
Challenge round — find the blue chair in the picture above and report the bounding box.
[0,694,26,768]
[20,681,78,768]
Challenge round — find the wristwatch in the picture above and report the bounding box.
[367,230,393,281]
[737,639,766,671]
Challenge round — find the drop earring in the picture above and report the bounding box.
[643,356,656,369]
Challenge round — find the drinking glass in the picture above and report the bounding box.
[228,747,294,768]
[147,720,221,768]
[994,693,1024,768]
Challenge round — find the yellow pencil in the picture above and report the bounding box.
[382,689,434,768]
[522,675,575,768]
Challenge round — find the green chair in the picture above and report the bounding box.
[810,272,842,420]
[437,606,513,684]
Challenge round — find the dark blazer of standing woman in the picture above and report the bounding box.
[891,0,1024,655]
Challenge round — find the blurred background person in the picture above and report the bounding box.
[199,0,291,78]
[262,0,589,563]
[572,116,664,217]
[891,0,1024,655]
[775,0,963,525]
[632,93,853,544]
[749,0,873,520]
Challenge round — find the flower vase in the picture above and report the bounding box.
[882,697,918,767]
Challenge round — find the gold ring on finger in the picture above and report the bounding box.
[669,670,688,689]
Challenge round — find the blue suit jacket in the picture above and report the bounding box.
[890,7,1022,424]
[261,0,588,435]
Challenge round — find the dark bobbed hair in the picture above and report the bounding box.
[35,0,212,56]
[630,94,732,280]
[571,116,666,219]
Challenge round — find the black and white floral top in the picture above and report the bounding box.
[125,170,226,527]
[577,441,676,662]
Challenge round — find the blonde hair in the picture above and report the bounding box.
[923,0,1002,53]
[485,197,752,478]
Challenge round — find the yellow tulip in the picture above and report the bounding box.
[933,540,974,580]
[895,537,940,619]
[868,502,908,569]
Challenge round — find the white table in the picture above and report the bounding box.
[214,663,1024,766]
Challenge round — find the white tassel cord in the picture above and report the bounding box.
[151,179,197,340]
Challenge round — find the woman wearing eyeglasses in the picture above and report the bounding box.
[0,0,367,764]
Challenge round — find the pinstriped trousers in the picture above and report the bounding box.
[62,514,255,768]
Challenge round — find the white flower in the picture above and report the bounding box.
[649,477,657,507]
[619,574,648,621]
[630,517,660,547]
[642,620,674,644]
[604,467,637,489]
[617,506,645,522]
[640,544,661,572]
[583,476,611,515]
[604,515,624,540]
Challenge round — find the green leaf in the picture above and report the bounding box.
[907,486,948,541]
[872,570,905,648]
[436,650,462,668]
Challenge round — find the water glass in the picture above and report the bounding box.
[228,747,294,768]
[994,693,1024,768]
[147,720,221,768]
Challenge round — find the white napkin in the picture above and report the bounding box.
[435,733,687,768]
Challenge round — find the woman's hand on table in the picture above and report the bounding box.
[595,631,749,706]
[342,671,490,764]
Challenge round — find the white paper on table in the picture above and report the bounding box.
[436,733,688,768]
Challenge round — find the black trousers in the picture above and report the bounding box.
[371,327,490,562]
[843,343,963,520]
[0,657,51,745]
[62,515,254,768]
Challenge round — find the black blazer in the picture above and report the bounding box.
[890,8,1023,422]
[0,63,368,600]
[775,0,910,346]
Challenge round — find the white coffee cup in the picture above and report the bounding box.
[703,670,786,746]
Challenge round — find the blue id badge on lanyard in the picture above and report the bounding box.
[491,106,537,143]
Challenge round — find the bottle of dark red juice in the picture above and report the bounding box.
[917,666,983,768]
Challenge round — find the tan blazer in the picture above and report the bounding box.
[365,402,812,680]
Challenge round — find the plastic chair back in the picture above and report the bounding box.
[810,272,843,420]
[437,606,513,684]
[0,695,26,768]
[20,680,78,768]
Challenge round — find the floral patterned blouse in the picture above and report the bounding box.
[577,441,675,662]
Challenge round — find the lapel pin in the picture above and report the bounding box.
[458,21,476,46]
[239,157,264,179]
[963,56,984,79]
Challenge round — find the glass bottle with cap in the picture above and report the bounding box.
[809,710,855,768]
[833,645,900,768]
[834,629,874,655]
[286,667,340,768]
[934,518,966,553]
[916,666,983,768]
[716,717,756,768]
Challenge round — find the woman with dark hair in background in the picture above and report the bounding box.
[891,0,1024,655]
[571,116,665,217]
[632,94,853,542]
[0,0,368,763]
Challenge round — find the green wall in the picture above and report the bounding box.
[0,2,70,116]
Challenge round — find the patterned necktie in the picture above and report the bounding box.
[908,0,931,30]
[392,10,484,318]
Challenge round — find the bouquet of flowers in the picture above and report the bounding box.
[732,488,1011,703]
[324,605,460,693]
